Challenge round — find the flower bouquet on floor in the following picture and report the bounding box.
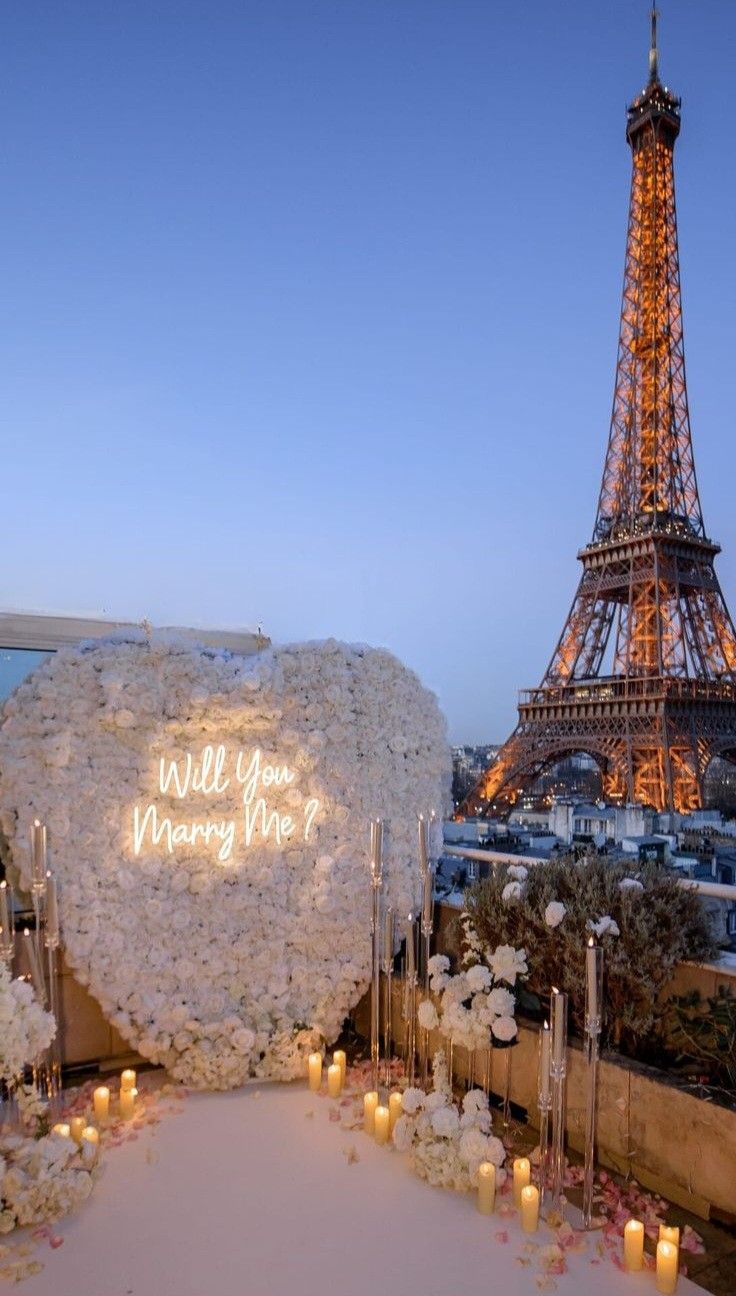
[0,960,56,1132]
[392,1050,507,1193]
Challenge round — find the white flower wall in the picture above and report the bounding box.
[0,633,450,1089]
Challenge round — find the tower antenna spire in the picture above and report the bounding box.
[649,4,659,83]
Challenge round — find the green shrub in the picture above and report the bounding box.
[461,856,715,1051]
[658,986,736,1092]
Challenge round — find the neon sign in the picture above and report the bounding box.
[132,744,321,863]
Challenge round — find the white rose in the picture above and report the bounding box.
[427,953,450,984]
[417,1000,439,1031]
[488,944,528,986]
[458,1127,490,1167]
[400,1087,425,1116]
[430,1106,460,1137]
[483,1134,506,1167]
[462,1088,489,1116]
[464,964,492,993]
[588,915,620,939]
[491,1016,518,1043]
[501,881,522,903]
[487,986,515,1018]
[544,901,566,928]
[392,1114,415,1152]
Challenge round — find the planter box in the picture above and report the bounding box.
[354,981,736,1222]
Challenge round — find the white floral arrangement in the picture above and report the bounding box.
[14,1084,50,1136]
[416,917,527,1053]
[0,962,56,1086]
[392,1051,506,1192]
[0,634,450,1089]
[0,1132,97,1235]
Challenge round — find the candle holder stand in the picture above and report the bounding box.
[547,990,568,1221]
[369,820,383,1095]
[402,918,418,1086]
[45,939,62,1107]
[381,906,394,1087]
[500,1047,510,1130]
[31,870,58,1104]
[482,1047,491,1097]
[419,905,433,1088]
[537,1092,552,1211]
[417,817,434,1089]
[582,942,604,1229]
[0,881,15,965]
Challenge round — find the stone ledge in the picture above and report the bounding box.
[354,982,736,1222]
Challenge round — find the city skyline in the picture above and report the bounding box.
[4,2,736,743]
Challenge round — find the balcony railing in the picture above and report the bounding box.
[519,676,736,709]
[444,844,736,903]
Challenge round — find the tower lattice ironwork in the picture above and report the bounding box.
[464,10,736,816]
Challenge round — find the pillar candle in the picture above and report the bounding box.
[550,988,567,1069]
[82,1125,99,1147]
[81,1130,100,1171]
[52,1122,70,1138]
[656,1240,679,1294]
[120,1068,137,1092]
[477,1161,496,1214]
[333,1050,346,1087]
[327,1064,342,1099]
[520,1184,540,1233]
[119,1086,137,1121]
[513,1156,531,1207]
[0,881,12,945]
[659,1225,680,1247]
[624,1219,644,1272]
[30,820,47,888]
[417,815,429,874]
[363,1090,379,1134]
[23,928,46,1002]
[388,1090,403,1132]
[70,1116,86,1144]
[405,914,416,979]
[383,906,394,969]
[93,1085,110,1121]
[374,1104,390,1145]
[586,938,599,1023]
[308,1052,322,1092]
[421,869,433,933]
[45,873,60,944]
[538,1020,551,1105]
[370,819,383,876]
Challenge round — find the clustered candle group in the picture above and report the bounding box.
[1,820,63,1102]
[475,1154,539,1234]
[624,1218,681,1292]
[50,1068,139,1160]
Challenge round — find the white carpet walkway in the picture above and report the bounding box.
[20,1083,707,1296]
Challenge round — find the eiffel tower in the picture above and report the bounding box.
[464,9,736,816]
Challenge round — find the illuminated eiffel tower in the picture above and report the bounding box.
[464,9,736,816]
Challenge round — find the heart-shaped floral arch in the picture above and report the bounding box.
[0,633,450,1088]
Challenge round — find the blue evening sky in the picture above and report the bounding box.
[3,1,736,743]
